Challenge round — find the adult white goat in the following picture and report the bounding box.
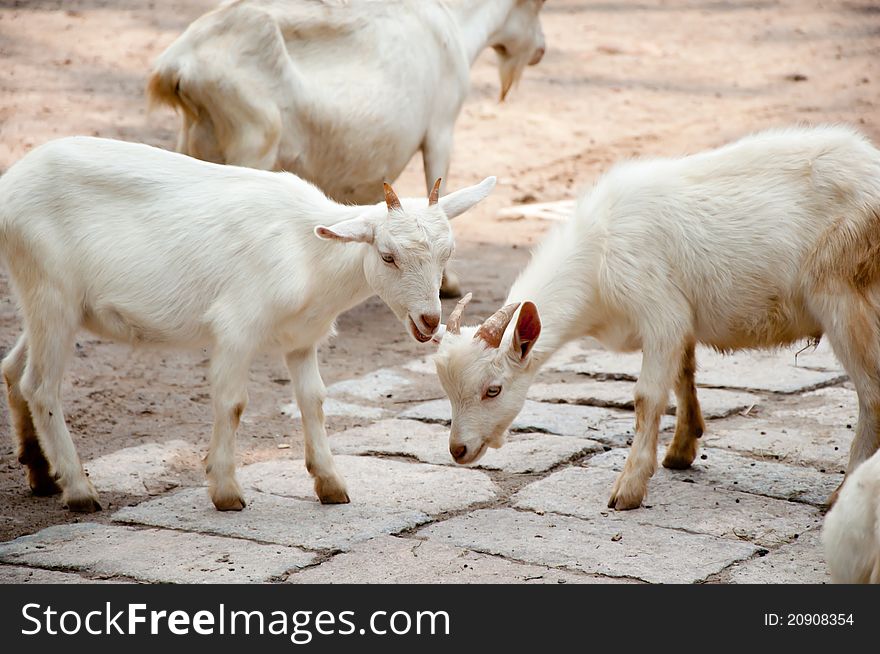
[0,136,495,512]
[147,0,546,295]
[822,449,880,583]
[433,125,880,510]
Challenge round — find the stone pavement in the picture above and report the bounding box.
[0,339,846,584]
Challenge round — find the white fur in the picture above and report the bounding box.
[435,125,880,510]
[822,450,880,583]
[147,0,545,202]
[0,136,495,511]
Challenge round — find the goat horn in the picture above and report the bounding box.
[383,182,402,212]
[446,292,472,335]
[474,302,521,348]
[428,178,442,206]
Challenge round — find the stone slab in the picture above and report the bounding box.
[0,564,121,584]
[529,380,760,419]
[513,466,822,547]
[549,342,846,393]
[83,439,199,495]
[704,416,850,472]
[327,368,413,402]
[703,385,857,471]
[0,523,314,583]
[586,447,842,507]
[398,398,672,446]
[281,398,385,420]
[726,529,830,584]
[400,357,436,376]
[237,455,498,515]
[287,536,624,584]
[329,419,603,473]
[113,486,429,552]
[769,385,859,428]
[421,508,757,584]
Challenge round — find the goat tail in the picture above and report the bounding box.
[146,63,199,121]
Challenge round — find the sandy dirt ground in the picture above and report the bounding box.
[0,0,878,540]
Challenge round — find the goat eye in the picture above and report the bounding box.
[484,385,502,399]
[380,253,396,265]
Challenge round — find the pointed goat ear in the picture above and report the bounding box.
[510,301,541,361]
[314,215,374,244]
[438,176,497,219]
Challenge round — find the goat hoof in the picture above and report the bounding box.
[607,493,642,511]
[65,495,102,513]
[315,477,350,504]
[209,477,246,511]
[62,477,101,512]
[318,492,350,505]
[608,474,646,510]
[211,486,247,511]
[214,496,247,511]
[662,451,696,470]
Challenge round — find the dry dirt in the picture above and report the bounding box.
[0,0,878,539]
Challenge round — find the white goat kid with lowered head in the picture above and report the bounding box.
[822,449,880,583]
[435,125,880,510]
[0,136,495,513]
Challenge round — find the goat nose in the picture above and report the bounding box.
[421,313,440,332]
[450,443,467,461]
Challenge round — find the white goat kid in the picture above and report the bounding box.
[434,125,880,510]
[0,136,495,512]
[148,0,545,203]
[822,449,880,583]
